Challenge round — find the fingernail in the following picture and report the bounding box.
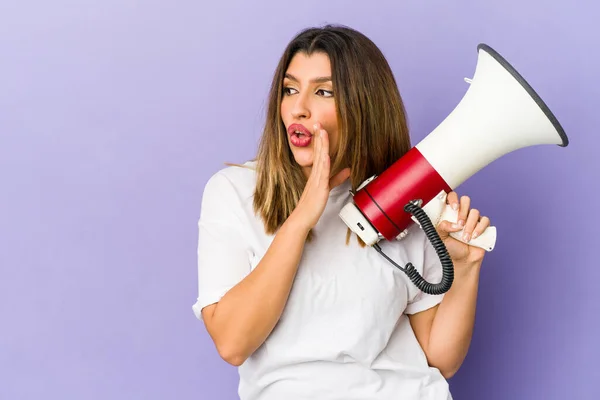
[458,219,464,227]
[313,124,318,131]
[452,203,458,211]
[472,232,478,239]
[451,223,459,229]
[463,233,470,242]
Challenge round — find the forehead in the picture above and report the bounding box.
[285,52,332,79]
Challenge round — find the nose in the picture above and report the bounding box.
[290,92,311,120]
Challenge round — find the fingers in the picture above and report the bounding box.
[319,126,330,172]
[437,219,462,236]
[472,216,490,240]
[445,192,491,242]
[458,195,470,226]
[446,191,459,211]
[312,123,322,181]
[462,208,480,242]
[312,123,330,185]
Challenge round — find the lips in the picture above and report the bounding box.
[287,123,312,137]
[288,123,313,148]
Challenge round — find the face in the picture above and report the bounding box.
[280,51,339,178]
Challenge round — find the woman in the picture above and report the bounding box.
[193,24,490,400]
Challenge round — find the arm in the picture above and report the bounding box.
[201,125,350,367]
[408,260,481,379]
[408,191,487,378]
[202,211,310,366]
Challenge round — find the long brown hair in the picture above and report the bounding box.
[249,24,411,242]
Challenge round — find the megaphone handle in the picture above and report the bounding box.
[439,204,497,252]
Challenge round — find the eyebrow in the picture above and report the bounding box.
[284,73,332,84]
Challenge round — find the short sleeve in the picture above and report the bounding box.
[404,233,446,315]
[191,171,252,320]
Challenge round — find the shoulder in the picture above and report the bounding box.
[202,160,257,202]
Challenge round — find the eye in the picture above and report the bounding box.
[317,89,334,97]
[283,87,298,95]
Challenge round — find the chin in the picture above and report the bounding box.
[291,150,313,168]
[293,157,314,171]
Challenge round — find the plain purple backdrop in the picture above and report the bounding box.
[1,1,598,399]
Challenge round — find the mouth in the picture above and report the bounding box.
[287,123,312,139]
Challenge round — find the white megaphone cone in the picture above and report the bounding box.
[339,43,568,295]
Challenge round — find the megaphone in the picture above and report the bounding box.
[339,43,569,295]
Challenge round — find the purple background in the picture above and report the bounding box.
[1,1,598,399]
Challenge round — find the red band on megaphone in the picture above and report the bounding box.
[353,147,452,241]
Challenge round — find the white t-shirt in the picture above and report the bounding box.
[192,161,452,400]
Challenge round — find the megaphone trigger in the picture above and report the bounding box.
[452,226,497,252]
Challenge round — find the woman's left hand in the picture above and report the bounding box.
[435,191,490,264]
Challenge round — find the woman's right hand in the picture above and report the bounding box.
[292,122,351,231]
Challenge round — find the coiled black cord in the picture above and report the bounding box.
[373,200,454,295]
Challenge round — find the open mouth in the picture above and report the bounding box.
[288,124,313,147]
[292,130,311,138]
[288,123,312,138]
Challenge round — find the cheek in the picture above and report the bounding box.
[321,107,339,147]
[280,102,289,124]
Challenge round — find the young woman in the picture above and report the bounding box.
[193,24,490,400]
